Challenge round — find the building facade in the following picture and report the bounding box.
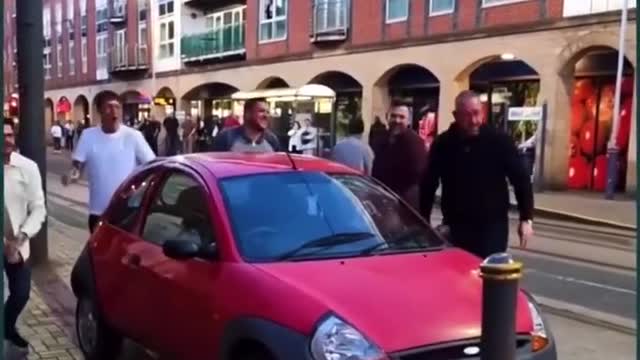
[4,0,638,193]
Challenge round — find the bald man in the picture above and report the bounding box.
[420,90,534,259]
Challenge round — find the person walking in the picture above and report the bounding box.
[64,120,75,152]
[162,116,182,156]
[372,99,427,208]
[212,98,281,153]
[368,115,388,158]
[4,118,47,353]
[330,116,374,175]
[67,92,156,233]
[181,114,197,154]
[50,121,63,152]
[419,90,534,259]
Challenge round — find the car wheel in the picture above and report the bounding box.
[75,295,122,360]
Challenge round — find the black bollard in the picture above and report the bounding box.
[479,253,523,360]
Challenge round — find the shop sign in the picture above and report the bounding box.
[507,107,543,122]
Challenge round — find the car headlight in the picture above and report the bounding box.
[310,315,387,360]
[527,299,549,352]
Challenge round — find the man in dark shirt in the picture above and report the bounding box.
[213,98,281,153]
[420,90,534,259]
[372,99,427,209]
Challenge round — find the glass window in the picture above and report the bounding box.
[142,173,215,247]
[81,37,87,73]
[159,20,175,58]
[386,0,409,22]
[69,40,75,75]
[314,0,348,33]
[259,0,287,42]
[482,0,526,6]
[159,0,174,17]
[220,172,444,262]
[108,173,156,232]
[430,0,455,15]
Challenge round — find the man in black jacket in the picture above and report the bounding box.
[420,90,534,259]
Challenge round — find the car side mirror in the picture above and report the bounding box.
[162,240,200,260]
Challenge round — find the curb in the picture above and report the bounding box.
[525,205,636,232]
[533,294,636,335]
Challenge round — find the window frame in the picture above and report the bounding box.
[69,40,75,75]
[138,167,218,252]
[481,0,529,8]
[385,0,409,24]
[158,0,175,18]
[429,0,455,16]
[313,0,349,34]
[104,171,159,233]
[258,0,288,43]
[81,37,88,73]
[158,19,175,59]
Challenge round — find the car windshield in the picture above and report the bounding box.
[219,172,445,262]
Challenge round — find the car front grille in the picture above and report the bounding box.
[392,337,531,360]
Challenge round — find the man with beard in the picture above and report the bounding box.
[419,90,534,259]
[212,98,281,153]
[372,99,427,208]
[4,118,47,353]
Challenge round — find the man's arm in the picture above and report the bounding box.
[20,162,47,239]
[502,135,534,221]
[419,138,443,223]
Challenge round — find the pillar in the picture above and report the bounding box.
[625,76,637,193]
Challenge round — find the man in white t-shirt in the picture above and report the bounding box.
[50,122,63,152]
[69,92,156,232]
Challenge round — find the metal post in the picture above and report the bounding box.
[605,1,629,199]
[479,253,523,360]
[16,0,48,264]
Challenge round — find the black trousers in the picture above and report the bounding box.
[66,135,74,151]
[88,214,101,234]
[4,257,31,337]
[448,218,510,260]
[53,137,61,150]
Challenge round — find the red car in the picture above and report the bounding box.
[70,152,556,360]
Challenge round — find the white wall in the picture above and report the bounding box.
[181,5,207,35]
[563,0,636,17]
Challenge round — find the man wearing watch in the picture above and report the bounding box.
[4,118,47,352]
[419,90,534,259]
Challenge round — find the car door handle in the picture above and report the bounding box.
[124,254,141,268]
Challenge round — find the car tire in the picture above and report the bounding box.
[75,295,122,360]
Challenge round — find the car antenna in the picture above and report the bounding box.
[286,149,298,170]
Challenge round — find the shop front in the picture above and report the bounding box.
[153,96,176,118]
[56,96,72,121]
[567,50,634,192]
[122,92,152,125]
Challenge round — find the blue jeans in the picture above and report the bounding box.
[4,257,31,336]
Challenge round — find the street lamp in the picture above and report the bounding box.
[604,0,629,200]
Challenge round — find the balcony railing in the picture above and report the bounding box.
[181,22,245,62]
[110,44,149,72]
[311,0,349,42]
[563,0,635,17]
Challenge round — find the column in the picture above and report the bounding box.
[624,76,637,193]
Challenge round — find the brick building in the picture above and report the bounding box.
[3,0,638,193]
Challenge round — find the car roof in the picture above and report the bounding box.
[172,152,361,179]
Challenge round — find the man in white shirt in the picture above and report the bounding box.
[4,118,47,352]
[50,122,63,152]
[70,92,156,232]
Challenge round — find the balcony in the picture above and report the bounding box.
[183,0,245,10]
[110,44,150,74]
[181,22,245,63]
[563,0,635,17]
[311,0,349,43]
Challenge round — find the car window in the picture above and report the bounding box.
[142,173,215,247]
[219,172,443,262]
[107,173,155,232]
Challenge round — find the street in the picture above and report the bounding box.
[7,151,635,359]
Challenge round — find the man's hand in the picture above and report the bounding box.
[517,220,534,248]
[4,242,21,264]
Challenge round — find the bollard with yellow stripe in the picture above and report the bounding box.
[479,253,523,360]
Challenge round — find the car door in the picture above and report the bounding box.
[130,166,225,358]
[90,170,159,339]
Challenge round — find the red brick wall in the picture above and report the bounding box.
[457,0,478,31]
[482,0,541,27]
[350,0,383,46]
[288,0,312,54]
[547,0,564,18]
[409,0,426,38]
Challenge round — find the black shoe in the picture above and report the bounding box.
[6,331,29,350]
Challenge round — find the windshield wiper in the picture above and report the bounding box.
[277,232,375,261]
[360,227,432,255]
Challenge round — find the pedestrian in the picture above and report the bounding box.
[67,92,156,233]
[139,117,160,155]
[372,99,427,208]
[330,116,374,175]
[64,120,75,152]
[50,121,63,152]
[162,115,181,156]
[212,98,281,153]
[287,120,303,153]
[181,114,197,154]
[419,90,534,259]
[368,115,388,158]
[4,118,47,353]
[298,118,318,155]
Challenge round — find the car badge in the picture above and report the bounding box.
[463,346,480,356]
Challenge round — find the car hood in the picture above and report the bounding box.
[253,249,533,352]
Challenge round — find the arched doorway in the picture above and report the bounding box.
[182,82,239,120]
[377,64,440,148]
[121,90,152,126]
[256,76,289,89]
[73,95,90,126]
[56,96,73,121]
[566,48,634,192]
[309,71,363,142]
[154,87,177,118]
